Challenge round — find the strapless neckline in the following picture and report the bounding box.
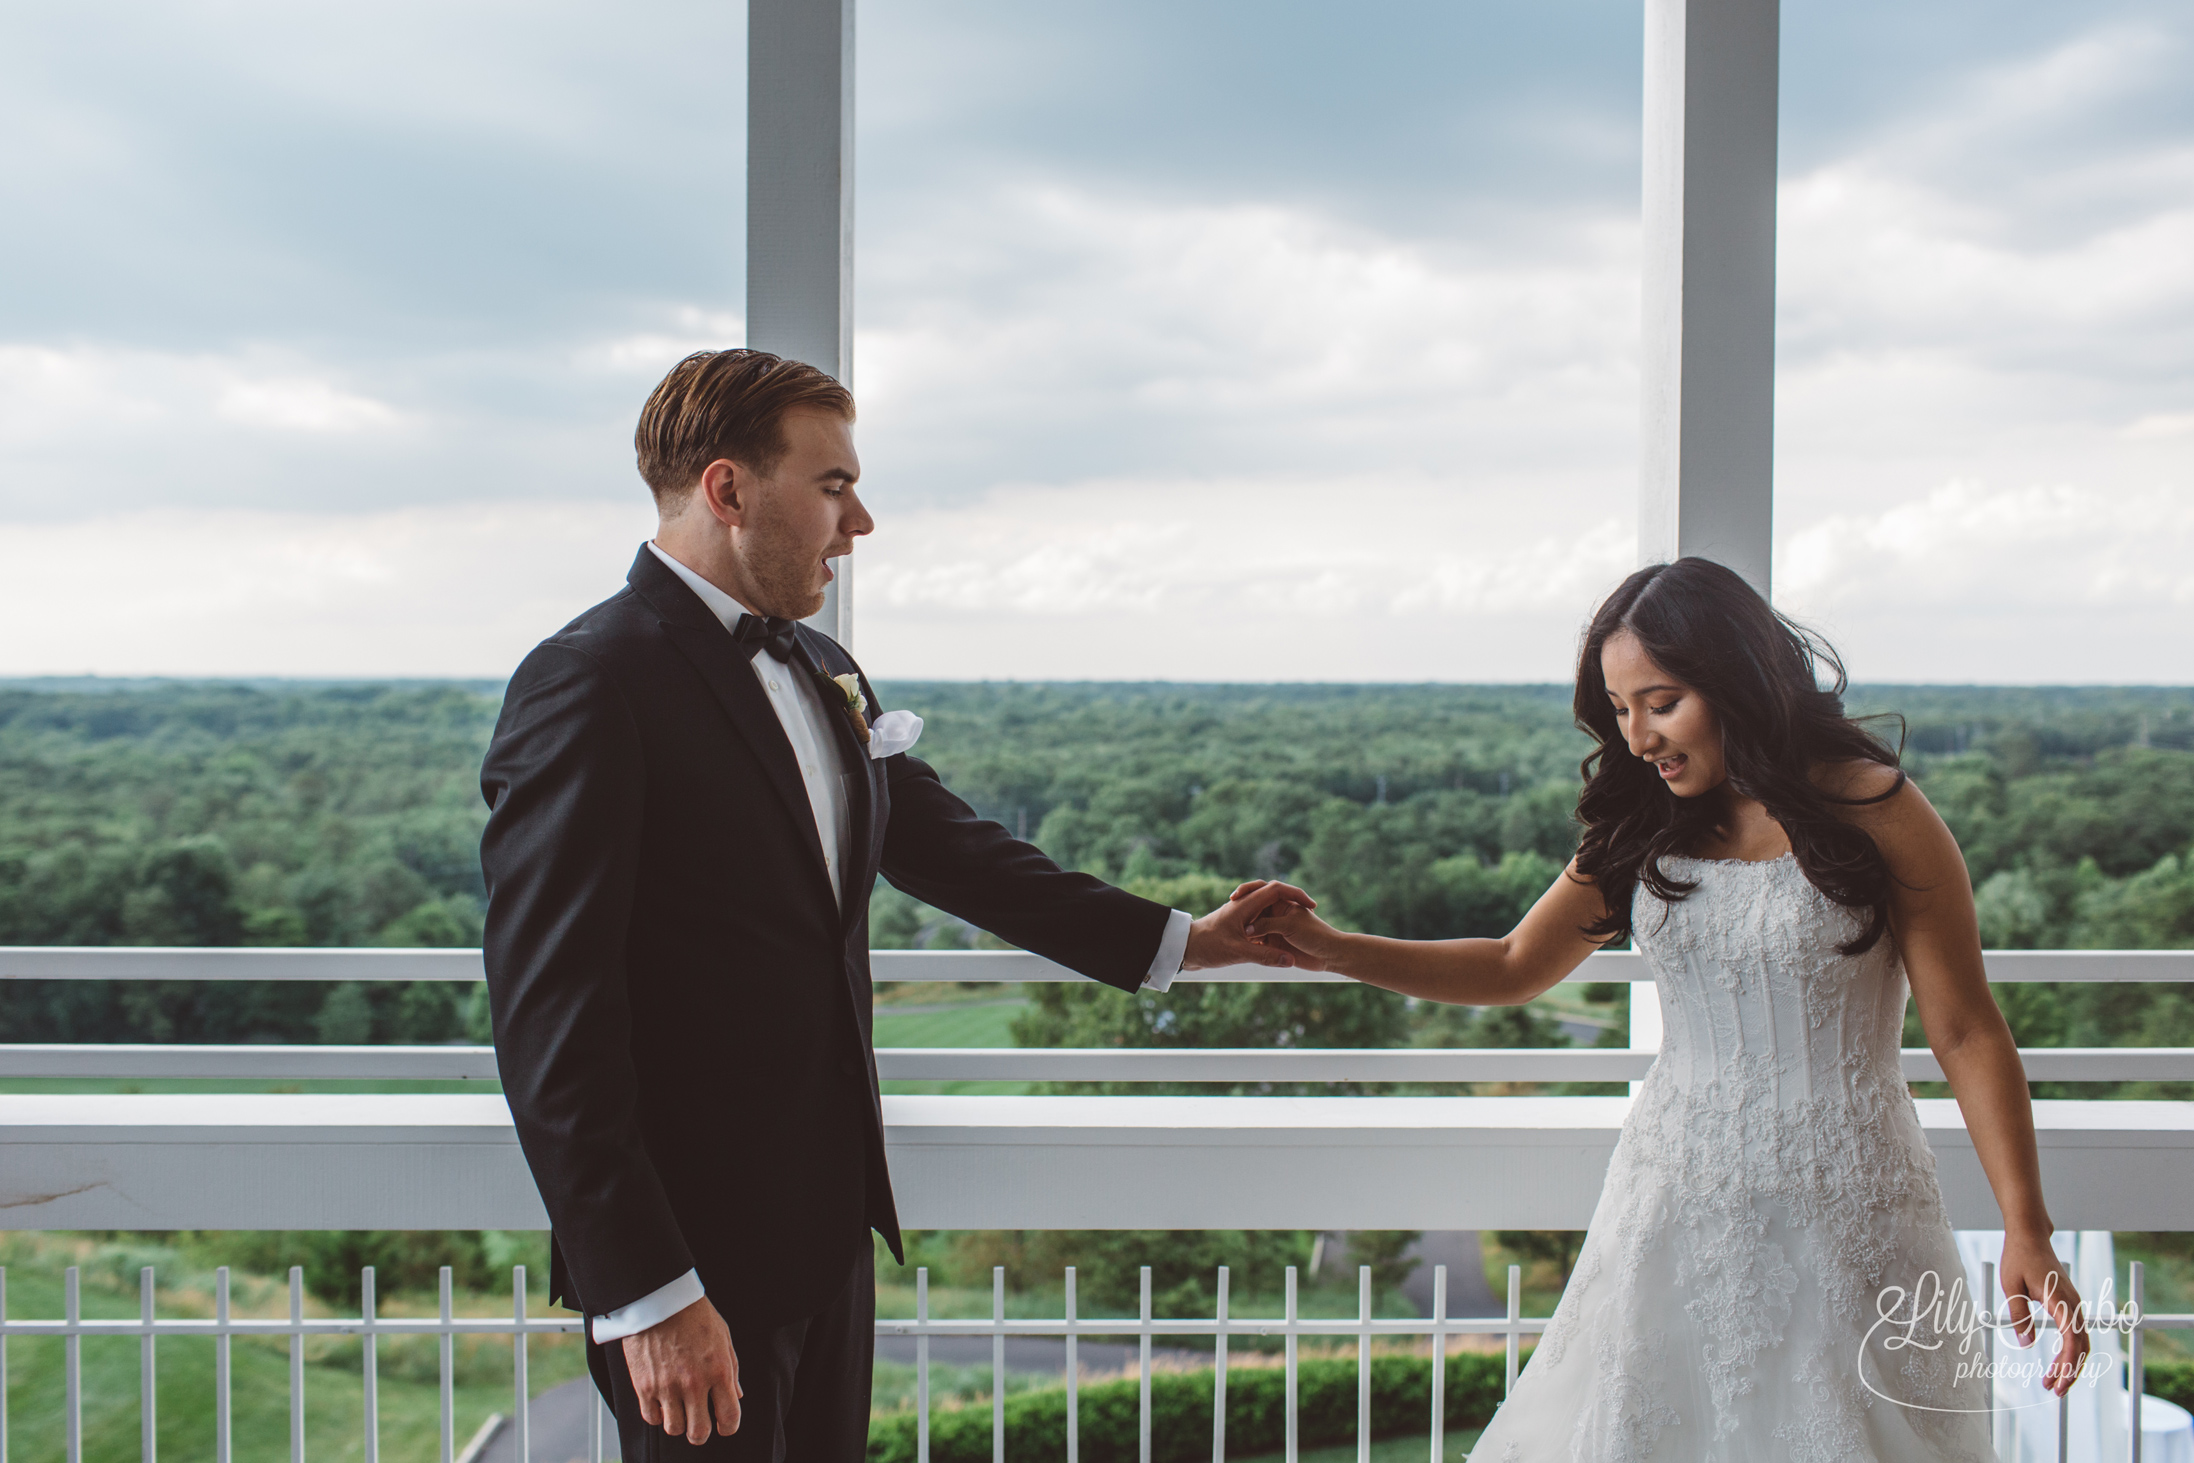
[1661,849,1796,868]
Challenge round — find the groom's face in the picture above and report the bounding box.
[728,406,872,619]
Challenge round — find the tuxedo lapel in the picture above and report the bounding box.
[795,628,881,935]
[628,553,836,906]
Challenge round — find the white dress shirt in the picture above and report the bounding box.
[590,543,1192,1342]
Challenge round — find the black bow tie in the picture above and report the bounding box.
[732,613,799,663]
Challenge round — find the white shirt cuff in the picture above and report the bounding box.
[1141,908,1193,994]
[590,1268,705,1344]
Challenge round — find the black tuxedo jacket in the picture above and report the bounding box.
[480,547,1172,1328]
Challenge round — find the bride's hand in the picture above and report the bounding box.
[1998,1233,2089,1396]
[1238,889,1347,974]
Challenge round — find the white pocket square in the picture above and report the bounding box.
[868,708,923,759]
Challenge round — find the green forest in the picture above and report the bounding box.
[3,678,2193,1440]
[2,678,2191,1065]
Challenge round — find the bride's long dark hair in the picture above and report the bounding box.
[1571,558,1907,954]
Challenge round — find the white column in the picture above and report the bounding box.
[748,0,857,646]
[1638,0,1780,600]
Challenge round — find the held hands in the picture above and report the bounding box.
[1998,1233,2090,1397]
[623,1296,742,1444]
[1183,880,1322,970]
[1233,883,1349,973]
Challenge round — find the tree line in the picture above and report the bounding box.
[1,679,2190,1082]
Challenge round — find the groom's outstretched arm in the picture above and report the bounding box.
[480,642,694,1319]
[877,749,1302,988]
[879,752,1170,992]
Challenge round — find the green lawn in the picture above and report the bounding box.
[873,997,1033,1096]
[0,1235,586,1463]
[1236,1432,1483,1463]
[2118,1235,2194,1363]
[872,999,1027,1048]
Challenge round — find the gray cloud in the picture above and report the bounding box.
[0,0,2188,678]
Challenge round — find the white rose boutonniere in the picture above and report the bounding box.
[818,671,871,744]
[817,669,923,758]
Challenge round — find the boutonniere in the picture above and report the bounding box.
[819,671,872,744]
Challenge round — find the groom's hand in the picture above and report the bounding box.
[1183,880,1316,970]
[623,1296,741,1444]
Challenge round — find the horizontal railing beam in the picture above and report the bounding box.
[0,1044,506,1079]
[3,1092,2189,1230]
[6,1043,2192,1083]
[5,946,2189,983]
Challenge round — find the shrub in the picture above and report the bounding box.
[2150,1360,2194,1414]
[866,1349,1520,1463]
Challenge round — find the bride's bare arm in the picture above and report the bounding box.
[1846,766,2089,1395]
[1249,862,1612,1005]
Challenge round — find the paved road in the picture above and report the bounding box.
[473,1376,616,1463]
[1401,1231,1504,1317]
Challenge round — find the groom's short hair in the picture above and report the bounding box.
[635,349,855,501]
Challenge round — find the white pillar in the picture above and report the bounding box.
[1638,0,1780,600]
[748,0,857,646]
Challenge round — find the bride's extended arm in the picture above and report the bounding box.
[1249,862,1612,1006]
[1855,769,2090,1396]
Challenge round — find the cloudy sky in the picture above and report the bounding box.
[2,0,2189,682]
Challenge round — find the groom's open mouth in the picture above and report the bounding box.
[1654,754,1688,781]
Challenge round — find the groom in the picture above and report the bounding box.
[480,349,1305,1459]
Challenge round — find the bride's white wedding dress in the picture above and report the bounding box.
[1470,852,1999,1462]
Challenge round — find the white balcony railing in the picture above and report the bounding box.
[0,1256,2166,1463]
[2,947,2190,1232]
[1,945,2189,1463]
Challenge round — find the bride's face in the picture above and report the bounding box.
[1601,631,1725,798]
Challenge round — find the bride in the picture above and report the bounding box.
[1252,557,2090,1462]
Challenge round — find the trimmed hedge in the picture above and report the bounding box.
[2150,1360,2194,1414]
[867,1350,1517,1463]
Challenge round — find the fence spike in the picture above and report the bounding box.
[1431,1265,1447,1463]
[514,1266,530,1463]
[1065,1267,1079,1463]
[363,1267,379,1463]
[1359,1266,1374,1463]
[216,1268,232,1463]
[1140,1267,1154,1463]
[2130,1261,2145,1463]
[289,1267,305,1463]
[1213,1266,1229,1463]
[66,1266,81,1463]
[141,1267,157,1463]
[916,1267,930,1463]
[1285,1265,1298,1463]
[439,1267,455,1463]
[993,1267,1005,1463]
[1504,1264,1522,1394]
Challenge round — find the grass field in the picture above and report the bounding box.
[0,1234,585,1463]
[1239,1432,1483,1462]
[873,989,1034,1096]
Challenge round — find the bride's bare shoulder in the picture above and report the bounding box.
[1810,757,1902,794]
[1811,758,1921,822]
[1809,759,1958,872]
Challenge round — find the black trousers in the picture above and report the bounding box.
[586,1246,874,1462]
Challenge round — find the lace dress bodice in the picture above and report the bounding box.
[1471,853,1998,1463]
[1641,851,1909,1115]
